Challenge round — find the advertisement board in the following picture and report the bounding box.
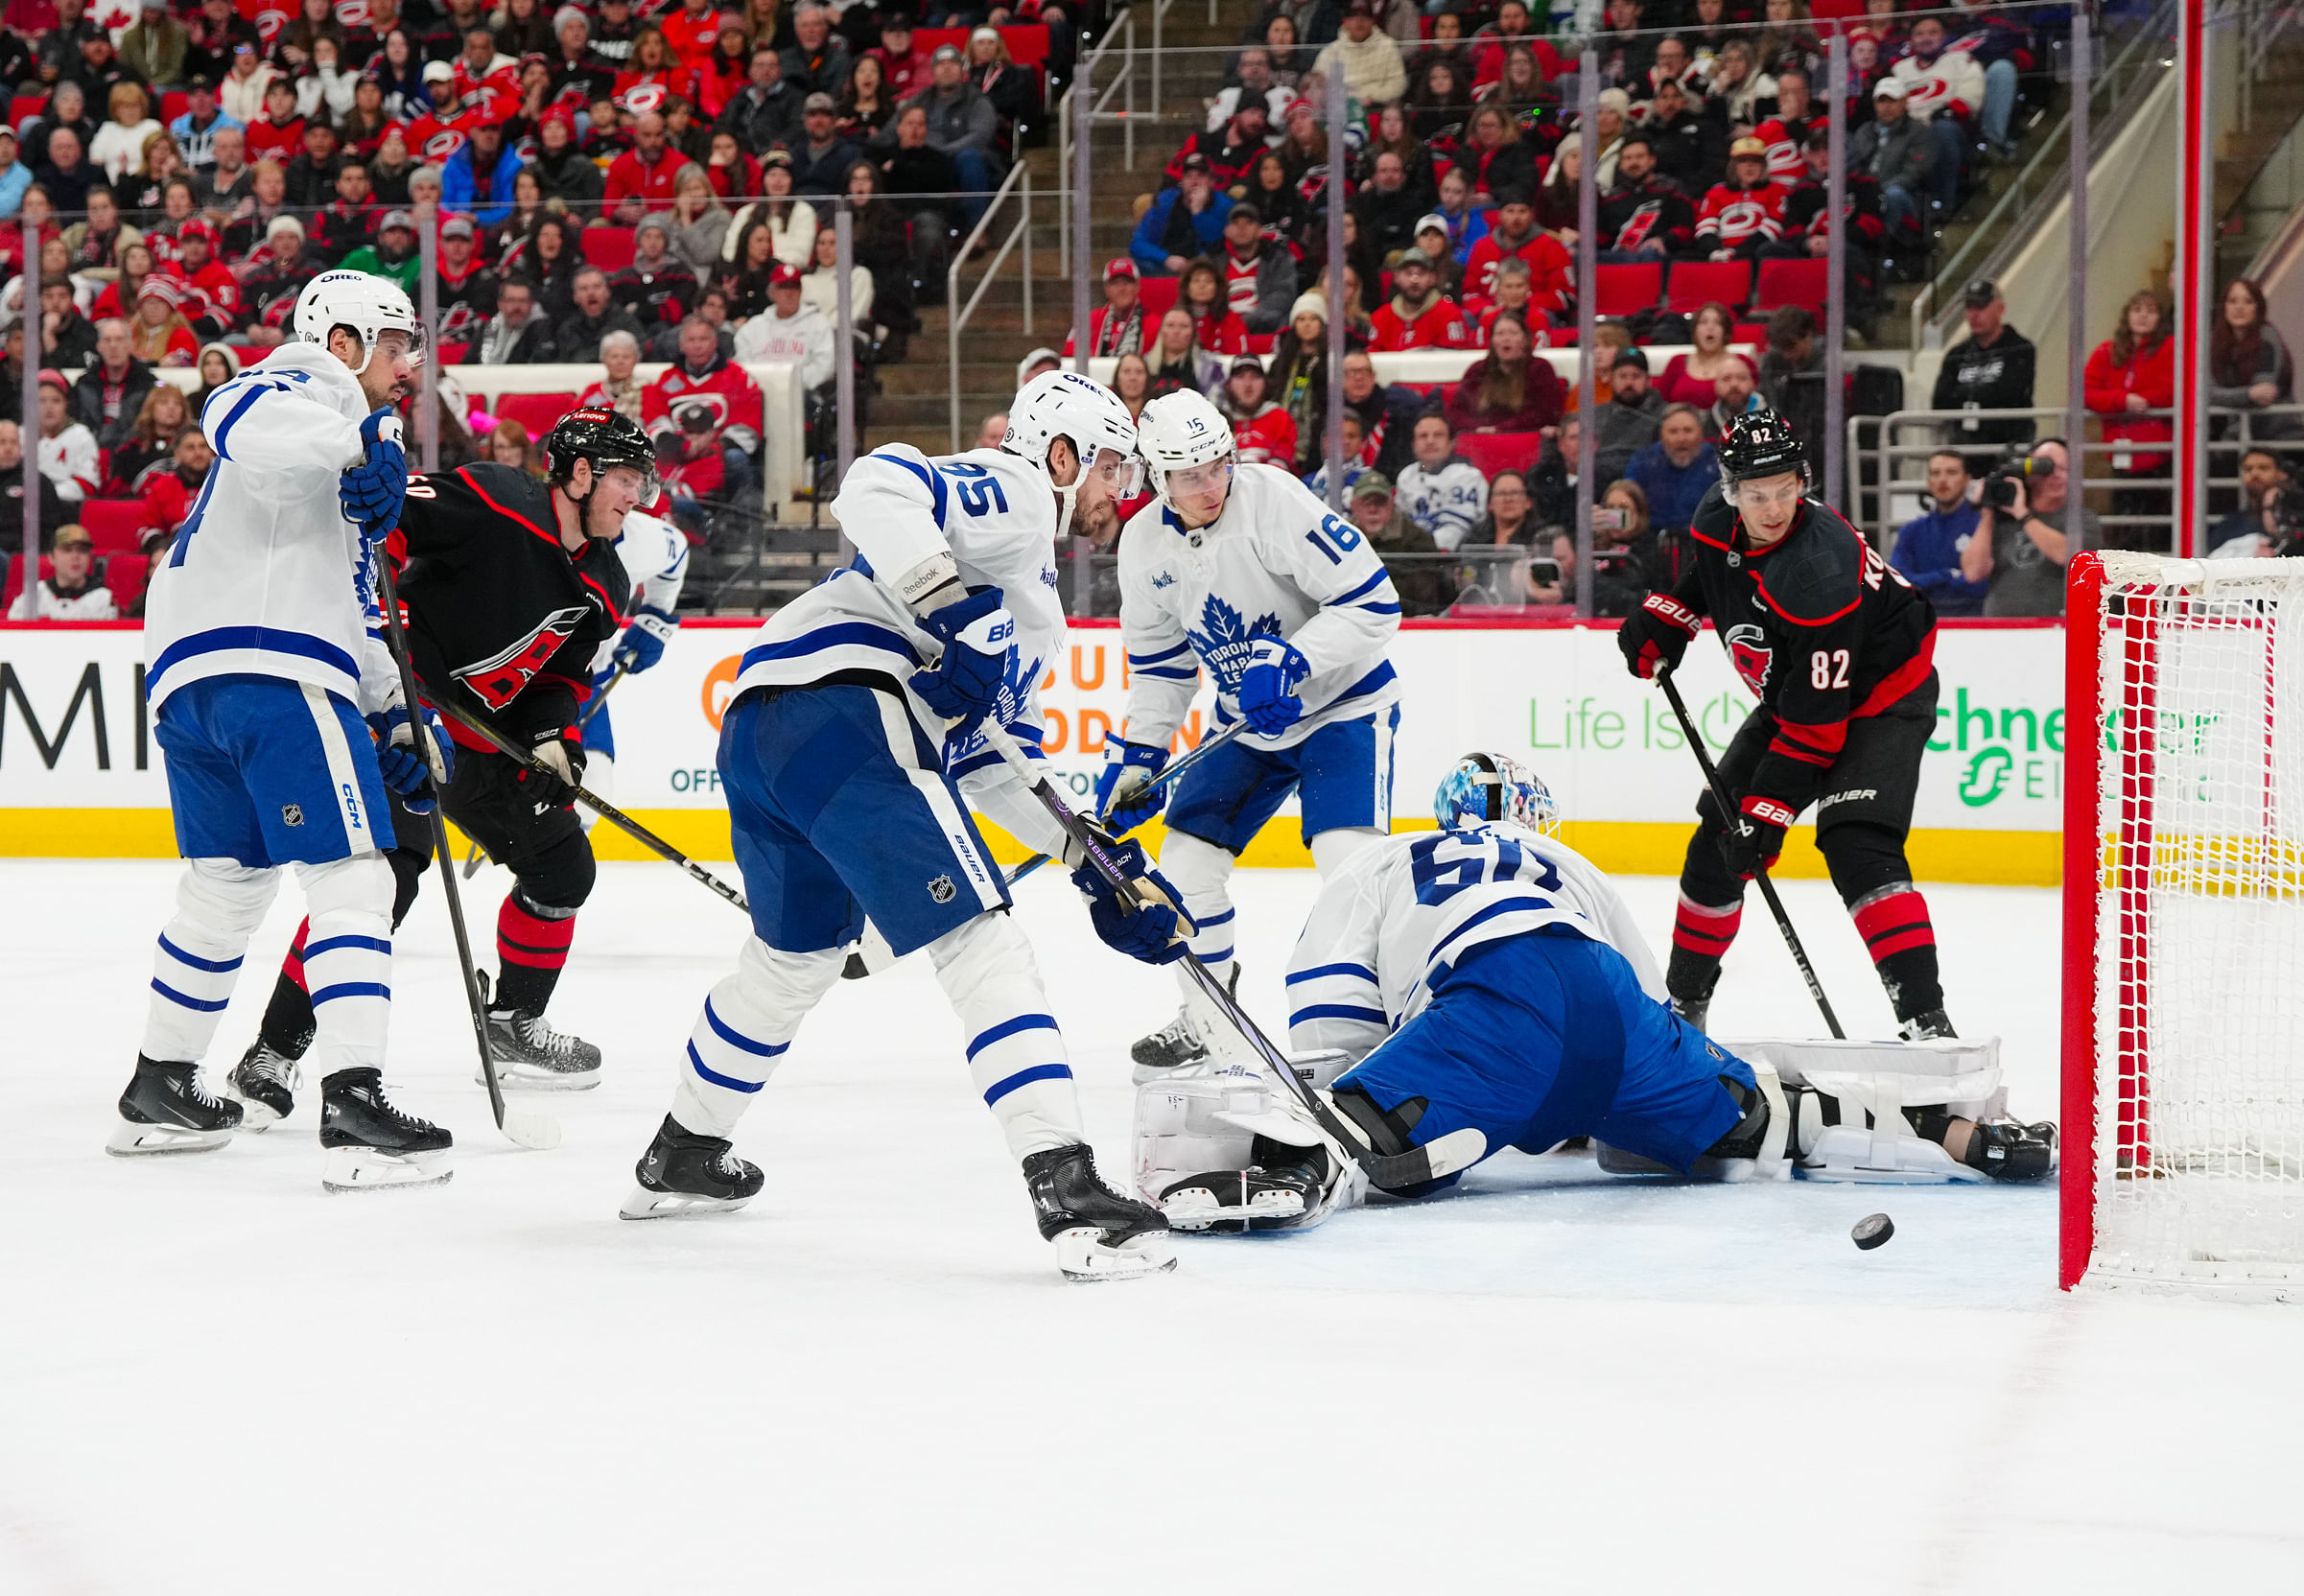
[0,619,2064,882]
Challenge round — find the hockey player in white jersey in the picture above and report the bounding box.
[1140,755,2056,1232]
[574,503,688,820]
[114,270,456,1192]
[619,369,1192,1280]
[1103,387,1404,1080]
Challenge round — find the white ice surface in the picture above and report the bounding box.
[3,860,2300,1595]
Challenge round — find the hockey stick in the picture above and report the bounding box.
[426,694,751,916]
[1657,669,1846,1040]
[976,720,1486,1191]
[462,661,632,880]
[374,560,562,1151]
[841,720,1252,978]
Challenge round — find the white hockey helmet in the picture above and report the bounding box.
[1434,752,1560,835]
[1002,366,1142,540]
[1137,388,1235,512]
[293,270,426,375]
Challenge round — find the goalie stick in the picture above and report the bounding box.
[425,694,752,917]
[1657,668,1845,1040]
[975,720,1486,1192]
[840,720,1251,978]
[462,661,630,880]
[375,558,561,1151]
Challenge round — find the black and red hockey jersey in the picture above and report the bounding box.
[389,462,632,751]
[1597,176,1696,256]
[1668,483,1938,812]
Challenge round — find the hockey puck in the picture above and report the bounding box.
[1851,1212,1894,1251]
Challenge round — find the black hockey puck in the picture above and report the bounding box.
[1851,1212,1894,1251]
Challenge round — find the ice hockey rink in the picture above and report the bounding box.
[4,858,2299,1595]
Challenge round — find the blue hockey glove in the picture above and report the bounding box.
[1234,635,1310,738]
[1070,832,1193,966]
[910,587,1015,728]
[1093,739,1169,829]
[614,605,678,674]
[367,701,453,815]
[341,408,408,538]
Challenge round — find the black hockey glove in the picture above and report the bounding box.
[518,727,585,810]
[1718,793,1794,880]
[1070,830,1194,966]
[1619,593,1700,680]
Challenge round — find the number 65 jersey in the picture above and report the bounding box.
[1116,462,1402,752]
[1284,824,1665,1066]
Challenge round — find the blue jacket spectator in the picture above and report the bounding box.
[1625,406,1720,531]
[1889,451,1988,617]
[440,127,526,227]
[0,151,28,222]
[1131,157,1234,275]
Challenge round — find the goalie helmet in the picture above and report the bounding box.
[292,270,426,374]
[1136,388,1235,511]
[1001,367,1142,539]
[1716,410,1811,491]
[1433,752,1559,835]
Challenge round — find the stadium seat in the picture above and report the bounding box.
[78,499,153,553]
[1665,260,1752,314]
[494,391,578,434]
[10,95,41,131]
[435,341,469,364]
[1733,321,1771,346]
[1752,257,1830,317]
[1138,276,1179,318]
[1,552,48,606]
[159,92,188,123]
[1593,262,1664,317]
[582,226,637,272]
[1244,333,1275,355]
[102,552,148,605]
[1454,432,1541,481]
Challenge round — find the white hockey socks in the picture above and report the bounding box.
[929,911,1084,1161]
[294,853,396,1081]
[670,936,842,1138]
[141,857,282,1064]
[1158,829,1238,989]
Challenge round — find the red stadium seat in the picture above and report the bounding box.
[10,95,42,130]
[582,226,636,272]
[1244,333,1275,354]
[102,552,148,605]
[1593,262,1664,317]
[1752,257,1830,317]
[78,499,153,553]
[435,341,469,364]
[494,391,578,434]
[1665,259,1752,314]
[1454,432,1542,481]
[1137,276,1179,318]
[159,91,189,123]
[1733,321,1771,346]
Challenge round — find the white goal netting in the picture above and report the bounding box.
[2081,553,2304,1292]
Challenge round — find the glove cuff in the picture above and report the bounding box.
[1741,793,1797,830]
[1641,593,1701,638]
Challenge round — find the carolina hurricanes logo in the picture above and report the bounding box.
[252,4,289,43]
[669,391,731,430]
[333,0,371,25]
[1715,200,1774,239]
[1726,623,1773,695]
[422,129,467,161]
[619,82,669,114]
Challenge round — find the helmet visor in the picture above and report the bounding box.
[1163,457,1232,500]
[371,321,428,369]
[1087,447,1143,501]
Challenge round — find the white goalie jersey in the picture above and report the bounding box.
[1285,824,1663,1066]
[141,340,396,716]
[730,443,1070,857]
[1116,462,1402,751]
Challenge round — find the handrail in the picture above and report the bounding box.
[947,157,1035,453]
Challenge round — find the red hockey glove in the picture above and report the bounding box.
[1619,593,1701,680]
[1719,793,1795,880]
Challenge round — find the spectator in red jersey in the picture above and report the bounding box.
[868,13,931,104]
[1369,247,1470,351]
[2086,289,2176,544]
[1462,188,1570,321]
[1065,257,1147,359]
[1446,314,1563,435]
[242,78,304,164]
[1750,66,1819,191]
[605,110,688,223]
[695,15,753,119]
[454,24,523,115]
[1177,258,1249,356]
[1687,136,1785,261]
[1164,102,1274,193]
[644,312,764,504]
[127,277,198,366]
[615,26,698,112]
[1597,134,1696,262]
[1217,352,1299,468]
[430,214,500,345]
[658,0,723,75]
[155,217,239,335]
[1214,201,1297,335]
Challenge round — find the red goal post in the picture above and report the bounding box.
[2062,552,2304,1297]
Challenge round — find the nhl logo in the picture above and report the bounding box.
[281,804,305,827]
[928,875,956,904]
[1727,552,1742,568]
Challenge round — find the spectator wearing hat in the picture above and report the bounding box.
[1686,134,1784,262]
[1407,213,1465,302]
[613,213,700,334]
[36,370,101,502]
[337,207,422,293]
[1396,411,1489,550]
[558,266,647,362]
[1208,45,1294,133]
[868,15,932,105]
[1596,134,1695,261]
[588,0,645,70]
[789,92,860,197]
[280,116,346,209]
[1849,77,1936,247]
[894,43,1004,233]
[1462,189,1571,323]
[441,115,524,225]
[735,258,835,382]
[1369,247,1471,352]
[1131,151,1234,276]
[648,312,765,503]
[233,213,320,342]
[1216,352,1299,468]
[547,7,612,105]
[1770,125,1884,327]
[1064,258,1148,359]
[1216,201,1297,334]
[694,15,753,118]
[1932,276,2036,461]
[1625,402,1719,535]
[185,0,260,91]
[167,86,235,170]
[10,523,115,621]
[1592,346,1665,478]
[126,276,197,365]
[1015,347,1062,389]
[607,109,692,223]
[1350,471,1454,616]
[783,5,854,100]
[524,109,600,208]
[1311,1,1408,107]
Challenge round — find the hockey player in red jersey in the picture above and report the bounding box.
[1368,248,1471,352]
[1687,137,1787,261]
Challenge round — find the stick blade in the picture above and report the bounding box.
[500,1106,562,1150]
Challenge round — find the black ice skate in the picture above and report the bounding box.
[482,1007,603,1091]
[1129,965,1240,1084]
[319,1068,453,1192]
[223,1038,303,1130]
[1023,1144,1176,1280]
[620,1115,764,1220]
[1954,1118,2057,1183]
[1898,1009,1958,1042]
[1158,1161,1325,1232]
[106,1056,243,1156]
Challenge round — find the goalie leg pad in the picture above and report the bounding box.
[1132,1070,1367,1229]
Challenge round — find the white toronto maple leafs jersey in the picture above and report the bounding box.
[731,443,1069,857]
[142,340,397,715]
[1394,457,1489,551]
[1117,462,1402,752]
[1284,824,1663,1065]
[589,508,690,674]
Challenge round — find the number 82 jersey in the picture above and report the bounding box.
[1116,462,1403,752]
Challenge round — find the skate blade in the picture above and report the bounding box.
[619,1184,754,1220]
[106,1119,234,1157]
[321,1146,454,1193]
[500,1108,563,1151]
[479,1065,600,1092]
[1053,1226,1178,1281]
[1159,1185,1305,1232]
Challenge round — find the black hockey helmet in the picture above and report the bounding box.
[544,407,660,502]
[1717,410,1810,488]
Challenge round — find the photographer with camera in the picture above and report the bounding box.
[2208,447,2301,557]
[1959,438,2097,617]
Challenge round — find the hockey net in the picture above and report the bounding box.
[2063,552,2304,1295]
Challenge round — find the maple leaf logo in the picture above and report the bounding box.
[1185,596,1282,693]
